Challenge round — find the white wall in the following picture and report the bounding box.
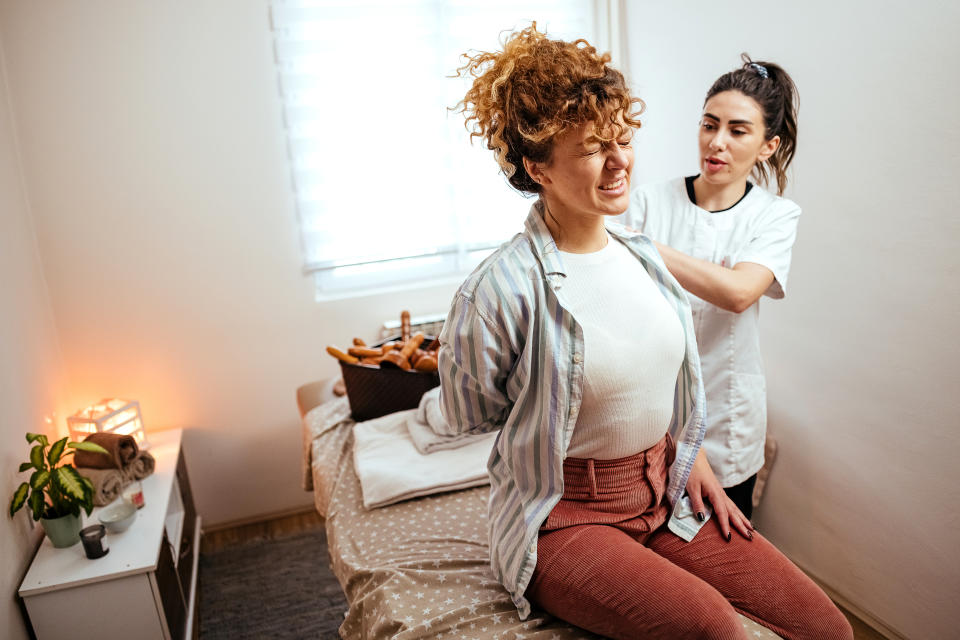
[0,31,69,640]
[626,2,960,638]
[0,0,458,528]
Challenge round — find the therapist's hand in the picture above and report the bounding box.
[685,448,754,541]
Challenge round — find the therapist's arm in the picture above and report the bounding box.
[653,242,775,314]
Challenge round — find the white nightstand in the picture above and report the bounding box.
[19,429,201,640]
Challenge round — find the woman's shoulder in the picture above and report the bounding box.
[449,233,540,339]
[742,184,801,218]
[632,176,688,202]
[627,177,689,227]
[454,232,538,301]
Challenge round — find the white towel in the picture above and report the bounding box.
[406,387,493,454]
[352,409,496,509]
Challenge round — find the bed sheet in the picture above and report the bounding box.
[303,399,782,639]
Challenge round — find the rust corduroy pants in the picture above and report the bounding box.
[526,435,853,640]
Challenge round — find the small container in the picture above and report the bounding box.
[80,524,109,559]
[122,480,145,509]
[98,501,137,533]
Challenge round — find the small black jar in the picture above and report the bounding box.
[79,524,109,559]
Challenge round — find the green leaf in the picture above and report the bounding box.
[67,441,110,455]
[19,462,34,472]
[26,432,49,447]
[29,445,45,470]
[30,470,50,491]
[47,437,68,466]
[9,483,29,517]
[81,476,94,493]
[28,490,44,521]
[54,466,87,502]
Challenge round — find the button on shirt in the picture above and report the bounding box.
[625,178,801,486]
[437,200,708,619]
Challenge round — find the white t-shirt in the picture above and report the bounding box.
[623,177,801,486]
[559,235,686,459]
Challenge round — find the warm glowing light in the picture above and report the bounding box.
[67,399,149,449]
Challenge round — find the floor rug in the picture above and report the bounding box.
[198,528,348,639]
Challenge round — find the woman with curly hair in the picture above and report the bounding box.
[627,58,801,520]
[436,24,851,639]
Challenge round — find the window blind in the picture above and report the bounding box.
[270,0,623,298]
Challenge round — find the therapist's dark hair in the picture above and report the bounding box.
[706,54,798,195]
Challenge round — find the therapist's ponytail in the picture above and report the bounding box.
[706,54,798,196]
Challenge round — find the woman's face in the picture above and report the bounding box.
[698,90,779,187]
[528,118,635,222]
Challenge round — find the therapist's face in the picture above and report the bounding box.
[698,90,779,187]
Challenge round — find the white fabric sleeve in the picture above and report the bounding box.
[624,187,650,232]
[736,203,801,299]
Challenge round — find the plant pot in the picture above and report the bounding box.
[41,513,82,548]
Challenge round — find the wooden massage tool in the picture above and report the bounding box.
[325,309,439,372]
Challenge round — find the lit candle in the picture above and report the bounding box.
[79,525,109,559]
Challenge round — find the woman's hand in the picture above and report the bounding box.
[686,448,754,541]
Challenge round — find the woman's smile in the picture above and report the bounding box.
[599,176,628,194]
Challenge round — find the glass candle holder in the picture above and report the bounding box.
[79,524,109,559]
[122,481,145,509]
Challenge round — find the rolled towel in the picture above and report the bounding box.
[74,433,139,470]
[406,387,494,454]
[77,467,125,506]
[124,451,156,481]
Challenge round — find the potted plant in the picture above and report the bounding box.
[8,432,109,548]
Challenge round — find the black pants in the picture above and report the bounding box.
[723,473,758,520]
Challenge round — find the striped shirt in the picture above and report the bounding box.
[437,200,709,619]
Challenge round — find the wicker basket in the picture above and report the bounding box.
[339,336,440,421]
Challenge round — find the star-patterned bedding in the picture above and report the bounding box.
[301,397,782,639]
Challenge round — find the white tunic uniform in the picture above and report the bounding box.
[625,177,801,486]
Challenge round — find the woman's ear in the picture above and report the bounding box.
[523,157,550,186]
[758,135,780,163]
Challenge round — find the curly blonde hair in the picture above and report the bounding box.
[455,24,643,194]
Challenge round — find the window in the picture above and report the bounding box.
[271,0,626,299]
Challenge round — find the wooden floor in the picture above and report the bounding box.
[201,509,324,554]
[202,510,888,639]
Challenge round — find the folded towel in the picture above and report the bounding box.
[406,387,493,454]
[74,433,139,470]
[78,467,126,506]
[353,409,496,509]
[124,451,156,481]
